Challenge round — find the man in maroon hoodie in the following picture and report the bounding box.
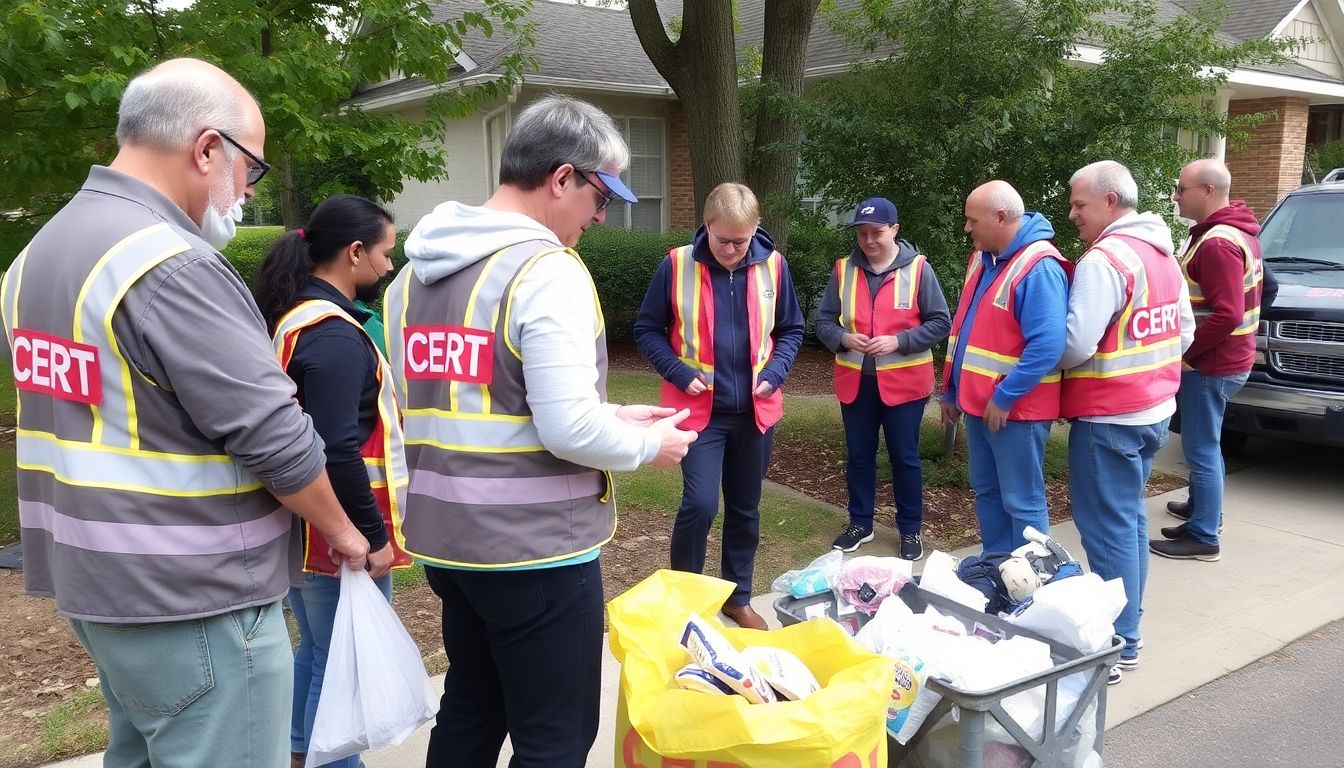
[1150,159,1264,562]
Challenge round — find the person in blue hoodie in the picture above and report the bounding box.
[940,180,1071,555]
[634,183,805,630]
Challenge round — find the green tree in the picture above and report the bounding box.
[0,0,536,256]
[800,0,1286,289]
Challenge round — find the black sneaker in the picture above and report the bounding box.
[1160,520,1223,539]
[832,523,874,553]
[1166,500,1191,521]
[899,532,924,561]
[1149,533,1220,562]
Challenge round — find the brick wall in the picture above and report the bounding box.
[667,103,696,230]
[1225,96,1310,220]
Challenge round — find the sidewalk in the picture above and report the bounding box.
[45,437,1344,767]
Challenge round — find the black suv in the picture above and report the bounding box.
[1222,181,1344,451]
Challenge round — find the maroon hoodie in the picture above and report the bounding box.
[1182,201,1262,375]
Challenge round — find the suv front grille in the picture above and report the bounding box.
[1273,352,1344,382]
[1276,321,1344,344]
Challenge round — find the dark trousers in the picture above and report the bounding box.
[424,560,603,768]
[670,411,773,606]
[840,375,926,533]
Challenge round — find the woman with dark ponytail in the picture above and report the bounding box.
[254,195,412,768]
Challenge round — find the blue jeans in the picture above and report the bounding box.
[671,411,773,606]
[69,602,291,768]
[964,415,1051,555]
[1177,370,1248,545]
[841,375,926,532]
[1069,418,1170,657]
[289,572,393,768]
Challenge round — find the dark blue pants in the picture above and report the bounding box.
[670,411,773,606]
[424,561,603,768]
[841,375,927,533]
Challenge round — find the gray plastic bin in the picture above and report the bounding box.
[774,582,1122,768]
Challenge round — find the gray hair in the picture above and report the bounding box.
[1188,158,1232,192]
[1071,160,1139,209]
[116,65,254,151]
[498,94,630,189]
[984,182,1025,220]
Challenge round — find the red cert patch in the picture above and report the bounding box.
[11,329,103,405]
[403,325,495,383]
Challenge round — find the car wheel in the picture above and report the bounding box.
[1221,430,1249,457]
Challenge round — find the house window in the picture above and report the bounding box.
[608,117,666,231]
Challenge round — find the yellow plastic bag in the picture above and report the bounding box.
[609,570,893,768]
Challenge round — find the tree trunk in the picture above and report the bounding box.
[747,0,821,252]
[276,152,301,229]
[628,0,745,221]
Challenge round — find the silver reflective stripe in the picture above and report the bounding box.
[874,350,934,370]
[960,348,1016,378]
[21,500,289,556]
[892,255,921,309]
[671,247,702,363]
[837,349,865,368]
[402,410,542,451]
[73,223,192,448]
[0,247,30,347]
[991,241,1058,310]
[1067,337,1182,376]
[752,254,780,370]
[385,266,415,404]
[454,249,521,413]
[410,468,605,506]
[272,300,347,356]
[16,430,252,495]
[1091,238,1149,352]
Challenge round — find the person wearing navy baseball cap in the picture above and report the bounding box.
[816,196,951,560]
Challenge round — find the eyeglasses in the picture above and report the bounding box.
[573,168,618,214]
[212,129,271,186]
[711,234,751,248]
[1173,183,1208,196]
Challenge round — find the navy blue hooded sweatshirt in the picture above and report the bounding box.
[634,225,805,416]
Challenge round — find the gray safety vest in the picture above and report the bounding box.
[383,240,615,568]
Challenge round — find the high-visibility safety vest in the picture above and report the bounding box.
[0,223,294,622]
[1061,235,1184,418]
[833,254,935,406]
[382,240,615,568]
[1180,224,1263,336]
[272,299,413,574]
[660,245,784,433]
[944,241,1072,420]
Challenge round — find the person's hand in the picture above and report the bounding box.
[866,335,900,356]
[753,378,775,398]
[841,332,871,353]
[985,400,1010,431]
[650,408,698,467]
[616,404,678,427]
[684,375,708,396]
[326,524,370,572]
[940,401,962,426]
[365,542,395,580]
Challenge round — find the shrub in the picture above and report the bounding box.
[222,226,286,286]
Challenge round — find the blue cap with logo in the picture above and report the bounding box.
[848,197,898,227]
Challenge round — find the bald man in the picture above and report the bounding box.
[942,181,1072,555]
[0,58,369,767]
[1150,159,1264,563]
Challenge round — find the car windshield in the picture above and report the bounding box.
[1260,192,1344,270]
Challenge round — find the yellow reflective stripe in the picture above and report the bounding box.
[1064,357,1179,378]
[2,249,30,425]
[993,241,1057,310]
[16,429,257,496]
[1092,336,1181,360]
[837,260,857,331]
[894,255,923,309]
[752,254,781,373]
[836,354,864,369]
[964,345,1022,365]
[874,352,934,371]
[406,536,610,570]
[457,248,512,414]
[403,409,543,452]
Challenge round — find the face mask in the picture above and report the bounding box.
[201,198,244,251]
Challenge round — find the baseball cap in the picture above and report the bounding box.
[591,170,638,204]
[848,197,898,227]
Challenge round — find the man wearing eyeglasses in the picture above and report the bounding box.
[386,93,696,768]
[0,58,370,767]
[1150,158,1264,563]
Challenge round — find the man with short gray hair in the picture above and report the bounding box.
[1060,160,1194,685]
[942,180,1071,555]
[1,58,370,767]
[385,93,696,767]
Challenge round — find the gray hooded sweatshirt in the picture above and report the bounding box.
[403,201,660,470]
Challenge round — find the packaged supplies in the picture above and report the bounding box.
[771,549,844,599]
[679,613,777,704]
[672,664,735,695]
[740,646,821,701]
[838,555,914,614]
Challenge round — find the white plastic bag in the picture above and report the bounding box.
[920,551,990,612]
[306,564,439,768]
[1006,573,1125,654]
[771,550,844,598]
